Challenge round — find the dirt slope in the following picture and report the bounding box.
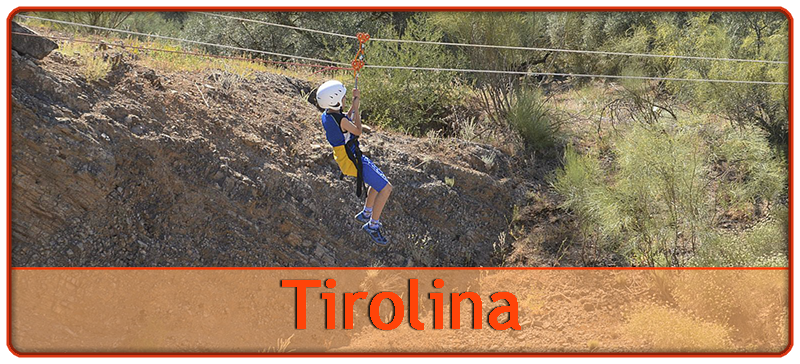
[10,46,549,267]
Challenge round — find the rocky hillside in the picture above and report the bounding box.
[10,38,555,267]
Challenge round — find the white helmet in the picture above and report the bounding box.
[316,80,347,109]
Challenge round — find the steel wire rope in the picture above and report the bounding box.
[15,15,789,85]
[16,14,351,67]
[197,11,789,65]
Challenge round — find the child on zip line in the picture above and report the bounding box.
[316,80,393,245]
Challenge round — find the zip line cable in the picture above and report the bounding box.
[11,31,354,73]
[15,15,350,67]
[362,64,788,85]
[197,11,789,65]
[15,15,789,85]
[197,11,358,40]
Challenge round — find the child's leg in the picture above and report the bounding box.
[370,182,392,221]
[355,187,378,223]
[361,156,391,222]
[365,186,378,209]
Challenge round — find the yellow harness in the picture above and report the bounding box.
[332,144,358,177]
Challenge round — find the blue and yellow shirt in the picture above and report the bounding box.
[321,110,359,177]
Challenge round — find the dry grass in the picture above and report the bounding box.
[670,271,789,348]
[519,288,546,315]
[450,114,524,157]
[586,339,601,351]
[262,334,295,353]
[359,270,406,294]
[23,18,330,85]
[122,38,331,83]
[55,41,112,82]
[624,304,732,351]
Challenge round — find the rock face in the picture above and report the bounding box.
[10,45,535,267]
[11,22,58,59]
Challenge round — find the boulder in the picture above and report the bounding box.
[11,21,58,59]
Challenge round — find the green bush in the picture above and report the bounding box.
[689,206,788,267]
[120,12,185,38]
[663,12,789,151]
[553,116,786,267]
[28,11,132,35]
[555,119,712,266]
[181,12,367,60]
[431,12,550,121]
[711,126,787,212]
[507,88,560,150]
[355,14,461,135]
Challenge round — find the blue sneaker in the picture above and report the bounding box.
[355,210,371,223]
[362,222,389,246]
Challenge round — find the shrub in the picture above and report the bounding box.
[56,41,112,82]
[181,12,361,60]
[120,12,185,38]
[663,12,789,151]
[710,126,786,212]
[432,12,550,121]
[555,120,711,266]
[507,88,561,150]
[81,54,113,82]
[552,145,610,236]
[688,207,788,267]
[553,116,786,267]
[28,11,132,35]
[552,145,619,262]
[355,14,461,135]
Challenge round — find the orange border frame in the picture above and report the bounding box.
[4,5,794,357]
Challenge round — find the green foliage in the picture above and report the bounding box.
[119,12,185,38]
[432,12,550,120]
[507,88,560,150]
[553,116,786,267]
[689,207,788,267]
[663,12,789,151]
[23,11,787,146]
[158,12,189,25]
[552,145,620,258]
[184,12,335,58]
[711,126,786,210]
[29,11,132,35]
[181,12,395,61]
[356,14,461,134]
[55,41,112,82]
[604,69,677,127]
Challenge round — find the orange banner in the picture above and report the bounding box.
[9,269,790,354]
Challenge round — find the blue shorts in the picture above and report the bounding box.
[361,156,389,192]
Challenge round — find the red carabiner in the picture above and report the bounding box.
[351,59,365,72]
[352,32,370,87]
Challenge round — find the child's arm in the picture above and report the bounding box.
[347,88,361,123]
[341,89,362,136]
